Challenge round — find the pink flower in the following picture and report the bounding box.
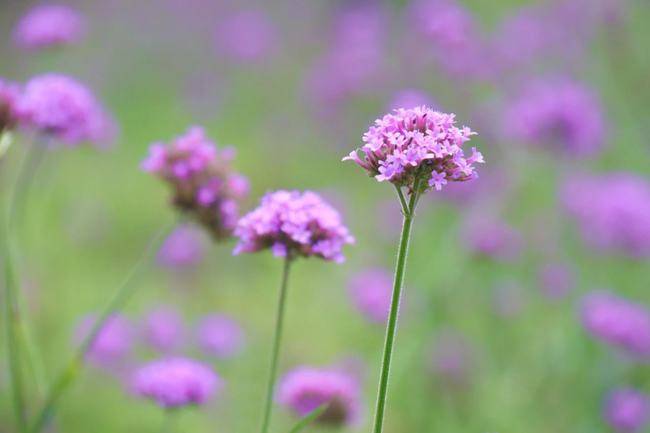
[13,4,85,51]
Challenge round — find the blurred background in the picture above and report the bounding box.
[1,0,649,432]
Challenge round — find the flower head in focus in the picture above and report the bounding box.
[605,388,650,433]
[197,314,246,359]
[13,4,85,51]
[277,367,361,427]
[344,106,483,194]
[233,190,354,262]
[142,126,249,240]
[131,357,221,409]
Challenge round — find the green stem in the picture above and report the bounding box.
[260,256,293,433]
[28,222,175,433]
[372,182,420,433]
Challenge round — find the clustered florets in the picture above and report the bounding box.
[233,190,354,262]
[344,106,483,193]
[142,127,249,240]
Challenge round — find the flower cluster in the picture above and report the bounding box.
[504,78,605,157]
[197,314,246,359]
[0,78,21,133]
[605,388,650,433]
[18,74,113,146]
[562,173,650,258]
[277,367,361,427]
[581,291,650,359]
[12,4,85,51]
[233,190,354,262]
[131,357,221,408]
[344,106,483,192]
[142,127,249,240]
[347,268,393,324]
[141,307,184,353]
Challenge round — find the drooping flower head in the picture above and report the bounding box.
[562,173,650,258]
[141,307,184,353]
[604,388,650,433]
[344,107,483,194]
[277,367,361,427]
[0,78,21,133]
[142,127,249,240]
[233,190,354,262]
[18,74,113,146]
[581,291,650,360]
[74,314,134,367]
[131,357,222,409]
[347,268,393,324]
[197,314,246,359]
[504,78,605,157]
[13,4,85,51]
[157,224,207,269]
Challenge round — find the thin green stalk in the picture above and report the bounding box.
[28,222,175,433]
[372,181,421,433]
[260,256,293,433]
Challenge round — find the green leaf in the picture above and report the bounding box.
[0,131,12,159]
[288,404,327,433]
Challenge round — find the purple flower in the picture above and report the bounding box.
[0,78,21,133]
[463,216,522,261]
[581,291,650,359]
[503,78,605,157]
[233,190,354,263]
[157,224,207,269]
[214,10,278,63]
[562,173,650,258]
[74,314,134,366]
[13,4,85,51]
[277,367,361,426]
[537,263,575,300]
[17,74,113,146]
[131,357,222,409]
[142,126,249,240]
[347,268,392,324]
[605,388,650,432]
[344,107,483,193]
[141,307,184,353]
[197,314,245,359]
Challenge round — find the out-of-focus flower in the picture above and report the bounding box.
[344,107,483,193]
[75,314,134,366]
[142,127,249,240]
[538,263,575,300]
[581,291,650,359]
[142,307,184,353]
[157,224,207,269]
[197,314,245,359]
[462,216,521,261]
[0,78,21,133]
[562,173,650,258]
[18,74,113,146]
[277,367,361,427]
[131,357,221,408]
[214,10,278,63]
[233,190,354,263]
[504,78,605,157]
[604,388,650,432]
[387,89,435,111]
[430,329,475,389]
[347,268,392,324]
[13,4,85,51]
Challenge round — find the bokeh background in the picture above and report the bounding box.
[1,0,650,432]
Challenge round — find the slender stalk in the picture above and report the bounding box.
[372,182,421,433]
[259,256,293,433]
[28,222,175,433]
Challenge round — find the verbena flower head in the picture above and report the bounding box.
[141,307,184,353]
[197,314,246,359]
[347,268,392,324]
[344,106,483,193]
[504,78,605,157]
[233,190,354,262]
[562,173,650,258]
[605,388,650,433]
[131,357,221,409]
[581,291,650,360]
[74,314,134,366]
[157,224,206,269]
[0,78,21,133]
[18,74,112,146]
[277,367,361,427]
[13,4,85,51]
[142,126,249,240]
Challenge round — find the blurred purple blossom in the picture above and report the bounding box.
[347,268,392,324]
[13,4,86,51]
[463,215,522,261]
[430,329,475,389]
[605,388,650,432]
[214,10,278,63]
[75,314,134,367]
[157,224,207,270]
[537,263,575,300]
[141,307,184,353]
[197,314,245,359]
